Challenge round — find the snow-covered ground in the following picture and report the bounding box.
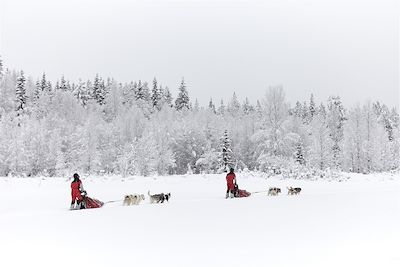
[0,173,399,267]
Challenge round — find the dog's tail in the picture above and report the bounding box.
[148,190,151,197]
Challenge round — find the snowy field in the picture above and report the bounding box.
[1,173,399,267]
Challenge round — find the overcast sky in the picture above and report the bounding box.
[0,0,398,108]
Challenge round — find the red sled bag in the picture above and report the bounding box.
[233,184,251,198]
[80,191,104,209]
[83,196,104,209]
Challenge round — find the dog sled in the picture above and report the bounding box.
[233,185,251,198]
[72,191,104,210]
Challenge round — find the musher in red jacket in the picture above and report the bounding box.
[70,173,84,210]
[226,168,237,198]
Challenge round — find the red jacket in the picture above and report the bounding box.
[71,180,83,201]
[226,172,236,190]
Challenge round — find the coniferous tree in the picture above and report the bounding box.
[175,78,190,110]
[219,130,235,172]
[208,98,216,114]
[151,77,162,111]
[294,142,306,165]
[218,99,225,115]
[327,96,346,169]
[59,75,70,91]
[15,71,27,113]
[92,74,106,105]
[135,80,150,102]
[163,86,173,107]
[228,92,240,115]
[309,94,316,118]
[242,97,253,115]
[194,99,200,112]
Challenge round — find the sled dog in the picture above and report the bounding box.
[268,187,281,196]
[148,191,171,204]
[123,194,145,205]
[287,187,301,195]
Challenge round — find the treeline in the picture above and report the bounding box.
[0,59,399,177]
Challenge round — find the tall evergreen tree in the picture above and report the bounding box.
[163,86,173,107]
[309,94,316,118]
[59,75,70,91]
[175,78,190,110]
[294,142,306,165]
[327,96,346,169]
[208,98,216,114]
[92,74,106,105]
[151,77,162,111]
[228,92,240,114]
[242,97,253,115]
[218,99,225,115]
[219,130,235,172]
[15,71,27,113]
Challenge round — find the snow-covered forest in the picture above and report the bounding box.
[0,58,398,177]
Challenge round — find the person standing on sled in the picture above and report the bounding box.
[70,173,84,209]
[226,168,237,198]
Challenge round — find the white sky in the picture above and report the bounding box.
[0,0,399,108]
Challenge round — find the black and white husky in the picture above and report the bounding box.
[268,187,281,196]
[287,187,302,195]
[148,191,171,204]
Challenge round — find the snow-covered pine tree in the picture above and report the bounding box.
[327,96,346,170]
[92,74,107,105]
[309,94,316,118]
[292,101,302,118]
[151,77,162,111]
[175,78,190,110]
[59,75,70,92]
[242,97,253,115]
[294,142,306,165]
[135,80,150,102]
[15,71,27,114]
[301,101,310,124]
[228,92,240,115]
[163,86,173,107]
[74,80,90,107]
[194,99,200,112]
[219,130,235,172]
[318,103,326,119]
[218,99,225,115]
[208,98,216,114]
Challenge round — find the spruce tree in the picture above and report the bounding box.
[92,74,107,105]
[175,78,190,110]
[242,97,253,115]
[151,77,162,111]
[15,71,27,113]
[228,92,240,114]
[309,94,316,118]
[327,96,346,169]
[294,142,306,165]
[163,86,173,107]
[194,99,200,112]
[60,75,70,91]
[208,98,216,114]
[218,99,225,115]
[219,130,235,172]
[40,73,47,91]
